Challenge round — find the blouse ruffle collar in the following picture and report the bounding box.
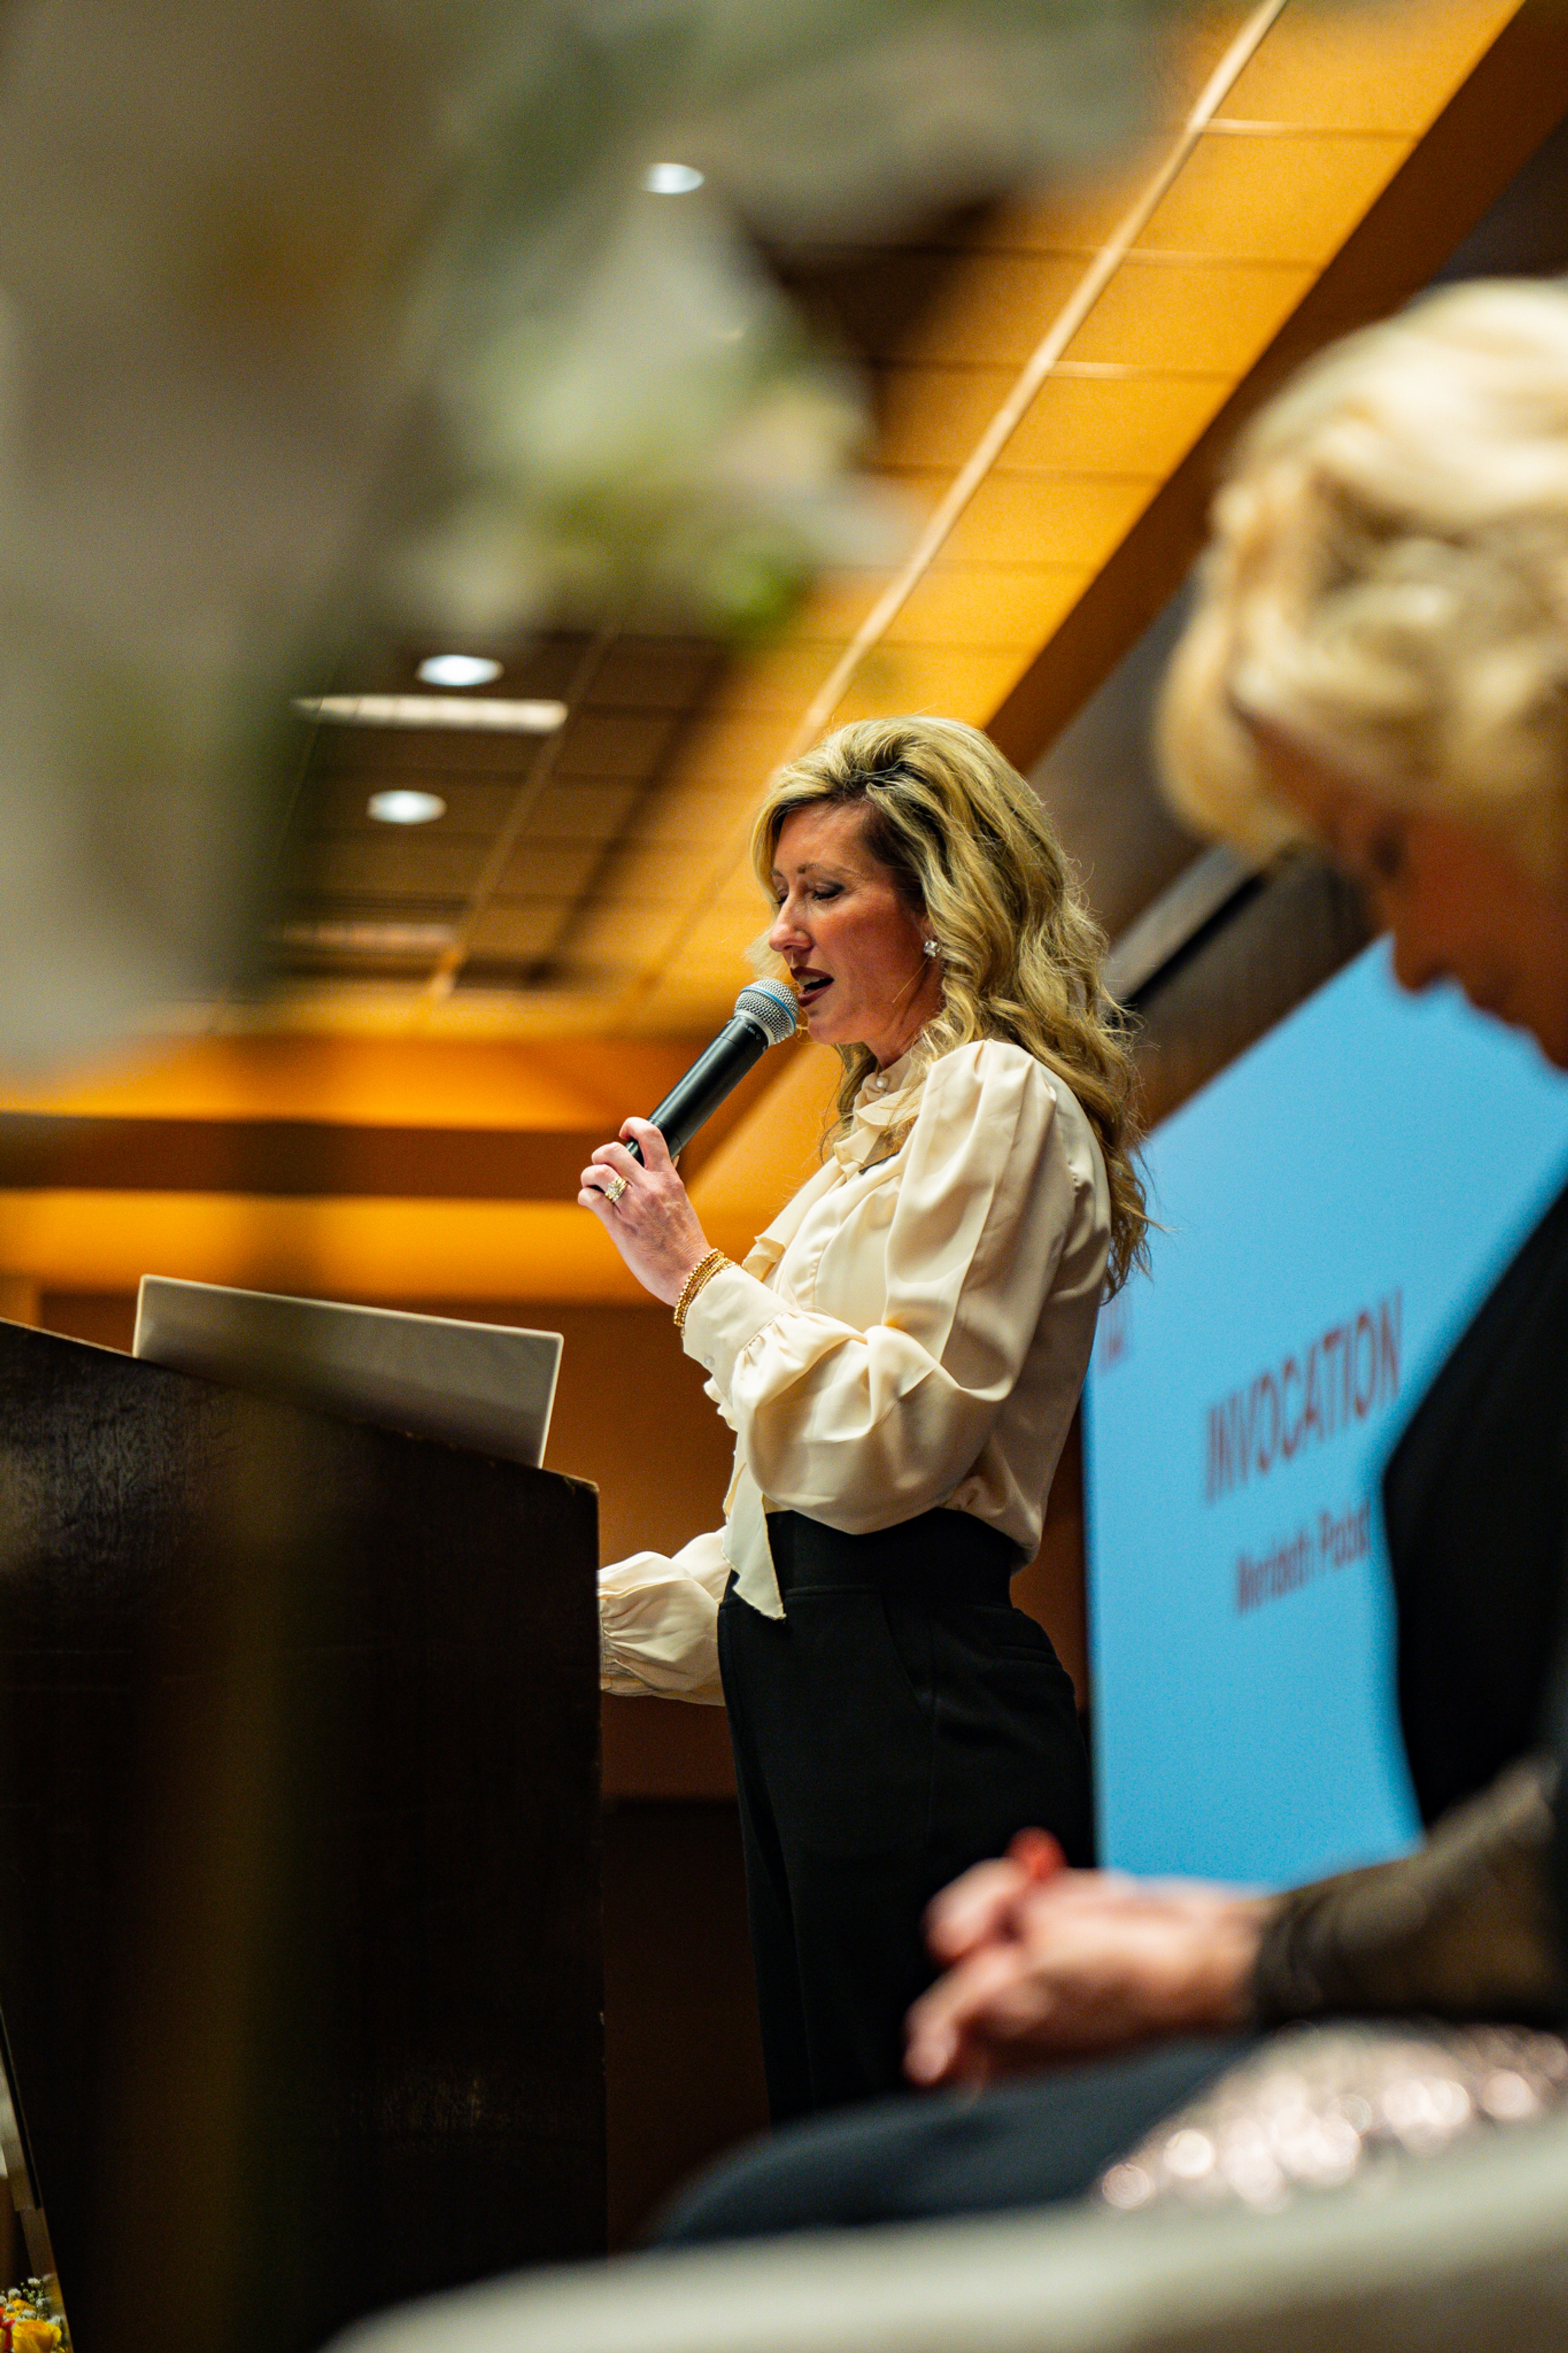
[831,1044,928,1173]
[742,1044,930,1283]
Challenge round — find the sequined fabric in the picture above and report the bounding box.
[1098,2021,1568,2215]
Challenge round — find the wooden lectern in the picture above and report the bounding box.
[0,1321,603,2351]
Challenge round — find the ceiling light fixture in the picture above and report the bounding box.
[274,918,456,956]
[368,789,447,826]
[644,161,704,194]
[416,653,503,688]
[295,694,568,733]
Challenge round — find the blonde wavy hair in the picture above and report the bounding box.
[1160,279,1568,883]
[751,714,1148,1293]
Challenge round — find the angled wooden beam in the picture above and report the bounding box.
[988,0,1568,771]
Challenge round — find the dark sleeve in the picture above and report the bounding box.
[1547,1429,1568,1991]
[1251,1756,1565,2026]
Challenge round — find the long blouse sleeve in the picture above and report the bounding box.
[681,1042,1097,1548]
[598,1528,730,1704]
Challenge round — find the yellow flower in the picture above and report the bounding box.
[12,2319,61,2350]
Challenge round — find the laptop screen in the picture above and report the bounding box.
[134,1279,562,1470]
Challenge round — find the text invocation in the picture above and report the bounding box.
[1205,1291,1401,1504]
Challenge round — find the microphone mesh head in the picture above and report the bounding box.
[735,980,797,1046]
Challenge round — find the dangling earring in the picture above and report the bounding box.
[922,938,942,960]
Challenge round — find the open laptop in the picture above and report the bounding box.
[133,1277,562,1469]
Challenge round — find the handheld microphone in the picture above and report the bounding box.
[624,981,798,1164]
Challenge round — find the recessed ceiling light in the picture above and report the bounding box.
[368,789,447,826]
[644,161,704,195]
[295,694,568,733]
[417,653,502,688]
[274,917,456,956]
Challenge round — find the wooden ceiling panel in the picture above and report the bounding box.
[1137,128,1410,262]
[955,149,1175,254]
[667,716,801,789]
[294,834,491,900]
[1000,370,1232,476]
[704,641,846,719]
[900,253,1096,366]
[465,903,566,961]
[554,711,679,778]
[784,571,892,644]
[524,781,641,839]
[827,645,1025,727]
[1138,0,1275,120]
[550,899,653,972]
[940,473,1156,569]
[591,840,721,903]
[1061,255,1317,370]
[1220,0,1523,132]
[875,363,1233,481]
[649,861,767,940]
[308,727,557,780]
[874,363,1019,469]
[880,563,1092,651]
[622,779,748,849]
[779,239,980,361]
[589,638,721,708]
[492,841,605,898]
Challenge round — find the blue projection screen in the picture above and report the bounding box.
[1084,941,1568,1887]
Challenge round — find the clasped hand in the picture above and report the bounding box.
[904,1829,1270,2089]
[578,1117,713,1307]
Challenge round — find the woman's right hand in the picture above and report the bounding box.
[578,1116,713,1307]
[906,1836,1270,2088]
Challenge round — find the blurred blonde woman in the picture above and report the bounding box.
[581,713,1145,2119]
[658,280,1568,2237]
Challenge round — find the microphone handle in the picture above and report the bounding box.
[623,1015,771,1164]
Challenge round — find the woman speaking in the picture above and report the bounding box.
[581,715,1146,2121]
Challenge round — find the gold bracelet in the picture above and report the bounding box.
[674,1248,729,1332]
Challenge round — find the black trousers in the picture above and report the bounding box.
[717,1508,1092,2123]
[658,2038,1252,2244]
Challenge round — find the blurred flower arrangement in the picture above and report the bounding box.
[0,2278,64,2350]
[403,0,1208,645]
[0,0,1208,1059]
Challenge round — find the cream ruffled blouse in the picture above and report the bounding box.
[597,1036,1112,1703]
